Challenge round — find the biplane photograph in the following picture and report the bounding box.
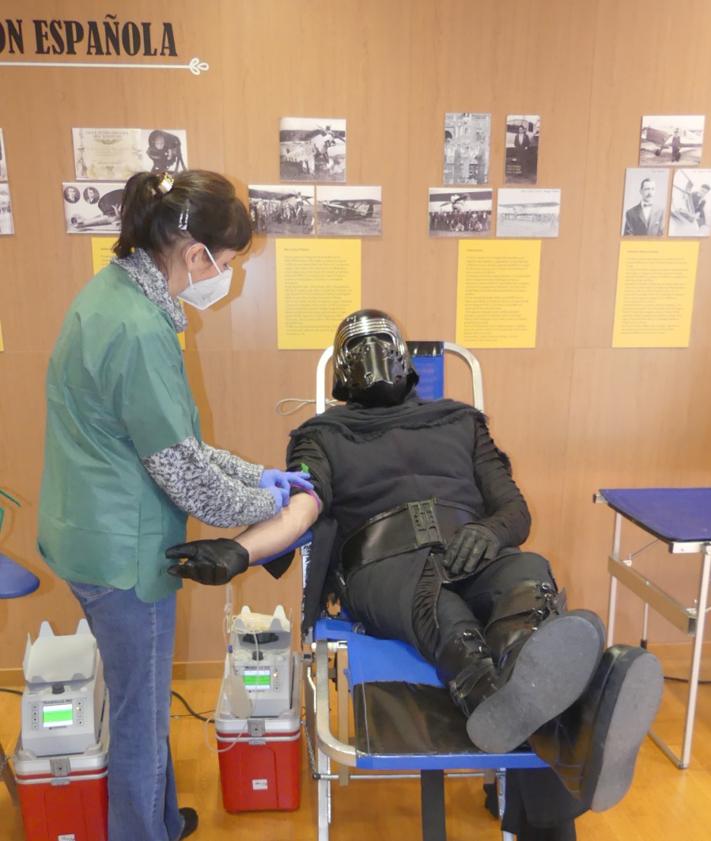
[279,117,346,182]
[428,188,493,237]
[669,169,711,237]
[443,112,491,185]
[639,115,705,166]
[315,185,382,236]
[248,184,315,236]
[497,188,561,237]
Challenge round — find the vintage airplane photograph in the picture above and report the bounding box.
[279,117,346,182]
[669,169,711,237]
[316,185,382,236]
[248,184,315,236]
[497,188,561,237]
[63,182,124,234]
[639,115,705,166]
[428,188,493,237]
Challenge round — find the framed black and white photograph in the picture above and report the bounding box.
[639,115,705,167]
[428,188,493,237]
[497,188,561,237]
[0,130,7,182]
[279,117,346,182]
[668,169,711,237]
[621,168,669,237]
[505,115,540,184]
[248,184,315,235]
[63,181,124,234]
[73,128,188,181]
[316,186,382,236]
[443,113,490,185]
[0,183,14,235]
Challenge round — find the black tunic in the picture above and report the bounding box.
[276,394,531,634]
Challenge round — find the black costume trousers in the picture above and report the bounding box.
[344,550,583,839]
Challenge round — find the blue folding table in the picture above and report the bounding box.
[596,487,711,768]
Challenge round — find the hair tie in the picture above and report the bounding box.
[155,172,174,196]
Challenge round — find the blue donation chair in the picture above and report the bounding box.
[0,489,40,804]
[300,342,546,841]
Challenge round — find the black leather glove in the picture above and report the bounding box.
[442,524,501,577]
[166,539,250,585]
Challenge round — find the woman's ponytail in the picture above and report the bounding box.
[113,172,162,258]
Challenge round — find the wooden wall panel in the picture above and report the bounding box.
[1,0,710,668]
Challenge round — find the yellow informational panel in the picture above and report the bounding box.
[0,320,4,352]
[456,240,541,348]
[91,237,116,273]
[276,238,361,349]
[612,241,699,348]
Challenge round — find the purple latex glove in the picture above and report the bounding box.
[260,469,313,509]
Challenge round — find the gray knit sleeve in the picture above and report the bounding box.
[142,437,276,527]
[201,443,264,487]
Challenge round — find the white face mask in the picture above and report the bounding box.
[177,246,233,311]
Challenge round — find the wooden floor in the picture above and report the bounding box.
[2,663,711,841]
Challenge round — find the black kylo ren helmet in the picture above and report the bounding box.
[331,309,419,405]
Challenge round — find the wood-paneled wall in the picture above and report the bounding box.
[1,0,711,669]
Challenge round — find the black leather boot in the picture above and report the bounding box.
[436,625,500,717]
[465,581,606,753]
[528,645,663,812]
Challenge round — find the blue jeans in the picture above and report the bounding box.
[68,582,184,841]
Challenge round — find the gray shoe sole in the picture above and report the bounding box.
[589,651,663,811]
[466,610,605,753]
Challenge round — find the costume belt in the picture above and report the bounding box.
[340,498,475,578]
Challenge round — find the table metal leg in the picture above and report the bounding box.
[681,545,711,768]
[641,603,649,649]
[420,770,446,841]
[607,513,622,646]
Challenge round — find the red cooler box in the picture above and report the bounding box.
[14,710,108,841]
[215,655,301,812]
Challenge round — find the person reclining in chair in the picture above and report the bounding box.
[167,309,663,841]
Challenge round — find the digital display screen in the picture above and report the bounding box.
[242,669,271,691]
[42,702,74,729]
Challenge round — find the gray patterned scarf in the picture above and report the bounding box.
[113,248,187,333]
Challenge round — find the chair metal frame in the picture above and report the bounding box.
[303,343,544,841]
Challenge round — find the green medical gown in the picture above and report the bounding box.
[38,262,200,602]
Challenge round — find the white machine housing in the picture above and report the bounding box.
[21,619,105,757]
[227,605,293,718]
